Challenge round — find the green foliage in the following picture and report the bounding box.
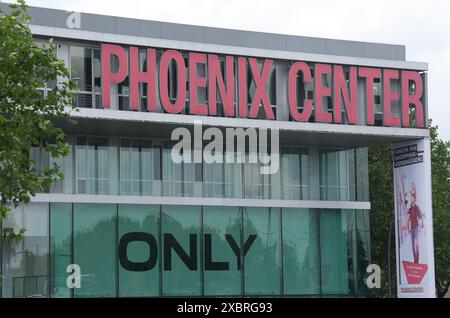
[1,227,25,244]
[0,0,76,230]
[369,143,395,297]
[369,120,450,297]
[429,123,450,297]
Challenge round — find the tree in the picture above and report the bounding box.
[369,120,450,297]
[429,123,450,297]
[0,0,76,238]
[368,143,395,297]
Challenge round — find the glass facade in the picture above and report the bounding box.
[243,207,281,295]
[203,206,241,296]
[162,205,202,296]
[75,137,118,195]
[319,149,353,201]
[50,203,71,298]
[73,204,117,297]
[118,204,160,297]
[31,138,366,202]
[282,208,319,295]
[1,203,371,298]
[0,41,374,299]
[1,204,49,298]
[70,46,102,109]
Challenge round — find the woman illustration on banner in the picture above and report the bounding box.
[403,183,424,263]
[397,174,408,245]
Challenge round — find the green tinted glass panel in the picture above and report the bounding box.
[50,203,72,298]
[162,205,201,296]
[73,203,116,297]
[319,210,352,295]
[355,210,371,295]
[119,204,160,296]
[203,206,241,296]
[282,208,319,295]
[243,207,281,295]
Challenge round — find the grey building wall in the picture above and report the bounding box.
[0,3,406,61]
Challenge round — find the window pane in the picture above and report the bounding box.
[51,143,74,194]
[224,152,242,198]
[204,162,225,198]
[1,203,49,298]
[73,204,116,297]
[76,137,117,195]
[50,203,72,298]
[282,208,319,295]
[243,207,281,295]
[319,150,351,201]
[118,204,160,297]
[71,46,92,92]
[162,146,182,196]
[162,205,201,296]
[93,48,101,93]
[281,148,308,200]
[203,206,241,296]
[243,156,263,199]
[120,142,140,195]
[183,162,195,197]
[355,210,371,296]
[319,209,353,295]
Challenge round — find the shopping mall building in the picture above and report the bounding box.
[0,5,430,298]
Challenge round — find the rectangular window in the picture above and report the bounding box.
[118,204,160,297]
[120,139,161,196]
[161,205,201,296]
[76,137,118,195]
[70,46,102,108]
[138,49,148,111]
[355,210,371,295]
[281,147,308,200]
[50,203,72,298]
[1,203,49,298]
[162,144,183,196]
[282,208,319,295]
[319,209,354,295]
[374,81,383,114]
[31,138,74,194]
[71,46,92,92]
[73,203,116,297]
[243,155,263,199]
[224,152,242,198]
[243,207,281,295]
[166,55,188,114]
[319,149,351,201]
[203,161,225,198]
[183,161,200,197]
[203,206,241,296]
[269,67,277,119]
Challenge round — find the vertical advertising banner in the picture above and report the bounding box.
[393,138,436,298]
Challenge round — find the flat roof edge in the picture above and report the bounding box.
[29,24,428,71]
[66,108,430,140]
[0,3,410,62]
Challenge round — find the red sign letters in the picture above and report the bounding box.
[101,44,425,128]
